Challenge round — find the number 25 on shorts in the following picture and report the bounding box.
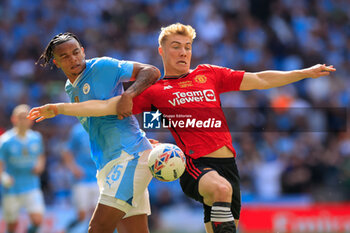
[106,164,123,187]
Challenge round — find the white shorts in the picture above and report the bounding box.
[73,182,100,212]
[2,189,45,223]
[97,150,153,218]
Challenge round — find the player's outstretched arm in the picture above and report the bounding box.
[240,64,336,90]
[27,96,121,122]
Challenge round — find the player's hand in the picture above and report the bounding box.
[1,173,14,188]
[27,104,59,122]
[149,139,160,148]
[302,64,336,79]
[116,93,133,120]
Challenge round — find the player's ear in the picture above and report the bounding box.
[53,59,60,68]
[81,47,85,58]
[10,115,17,125]
[158,46,162,56]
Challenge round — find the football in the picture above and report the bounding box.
[148,143,186,182]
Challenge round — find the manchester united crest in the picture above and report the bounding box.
[194,75,207,83]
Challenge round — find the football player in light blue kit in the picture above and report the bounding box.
[0,104,46,233]
[62,123,99,232]
[35,32,160,233]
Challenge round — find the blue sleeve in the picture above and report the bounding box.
[117,60,134,82]
[100,57,134,82]
[90,57,134,99]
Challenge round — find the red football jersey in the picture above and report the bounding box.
[133,64,245,159]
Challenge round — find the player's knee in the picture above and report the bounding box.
[212,182,232,201]
[30,214,43,226]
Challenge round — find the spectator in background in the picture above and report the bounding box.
[0,104,46,233]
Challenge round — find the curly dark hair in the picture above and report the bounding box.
[36,32,82,67]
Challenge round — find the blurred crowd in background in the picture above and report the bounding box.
[1,0,350,229]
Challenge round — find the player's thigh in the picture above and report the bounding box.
[116,150,152,233]
[198,170,232,205]
[92,150,152,231]
[116,214,149,233]
[24,190,45,215]
[96,150,152,208]
[122,150,152,219]
[2,195,21,223]
[89,202,126,231]
[129,150,152,210]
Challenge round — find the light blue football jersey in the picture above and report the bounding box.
[65,57,152,170]
[0,129,44,194]
[65,123,96,183]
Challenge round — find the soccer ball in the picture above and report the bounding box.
[148,143,186,182]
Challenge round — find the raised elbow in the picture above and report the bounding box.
[146,65,161,84]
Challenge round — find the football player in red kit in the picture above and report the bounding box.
[28,23,335,233]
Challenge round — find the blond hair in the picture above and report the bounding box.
[158,23,196,46]
[12,104,30,116]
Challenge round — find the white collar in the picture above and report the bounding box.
[69,72,84,88]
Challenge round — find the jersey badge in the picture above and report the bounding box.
[194,75,207,84]
[22,147,29,156]
[83,83,90,94]
[178,80,193,88]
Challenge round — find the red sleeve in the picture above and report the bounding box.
[132,88,152,114]
[208,65,245,93]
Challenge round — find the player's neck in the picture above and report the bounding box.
[67,76,77,84]
[163,65,190,78]
[164,72,189,79]
[14,128,27,138]
[66,64,86,84]
[67,72,82,84]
